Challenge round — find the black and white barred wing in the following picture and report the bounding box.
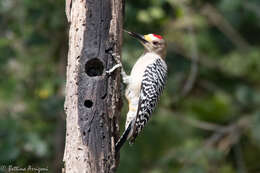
[130,58,167,142]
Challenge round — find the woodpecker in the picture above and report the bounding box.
[107,30,167,152]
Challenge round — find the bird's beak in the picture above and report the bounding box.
[124,30,149,44]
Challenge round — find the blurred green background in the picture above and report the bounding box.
[1,0,260,172]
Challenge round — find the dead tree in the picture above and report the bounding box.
[63,0,124,172]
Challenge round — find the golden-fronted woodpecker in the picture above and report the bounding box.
[107,30,167,152]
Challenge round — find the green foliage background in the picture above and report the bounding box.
[1,0,260,172]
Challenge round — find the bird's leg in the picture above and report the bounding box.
[106,52,122,74]
[106,52,130,84]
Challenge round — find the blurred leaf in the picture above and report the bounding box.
[24,133,48,157]
[184,92,235,122]
[235,85,254,107]
[137,10,152,23]
[220,48,260,81]
[249,112,260,145]
[149,7,165,19]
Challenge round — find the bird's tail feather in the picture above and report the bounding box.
[115,121,133,153]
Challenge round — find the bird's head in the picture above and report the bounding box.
[124,30,167,59]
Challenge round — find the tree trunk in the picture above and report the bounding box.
[63,0,124,172]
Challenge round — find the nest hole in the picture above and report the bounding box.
[84,100,93,108]
[85,58,104,77]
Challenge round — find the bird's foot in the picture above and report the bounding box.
[106,51,130,83]
[106,63,122,75]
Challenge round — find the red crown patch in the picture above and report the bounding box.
[152,34,163,39]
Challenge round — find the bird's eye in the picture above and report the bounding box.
[152,41,159,45]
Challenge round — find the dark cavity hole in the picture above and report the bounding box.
[84,100,93,108]
[85,58,104,77]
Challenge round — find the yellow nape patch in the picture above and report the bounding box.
[144,34,152,42]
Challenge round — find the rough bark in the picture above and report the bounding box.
[63,0,123,172]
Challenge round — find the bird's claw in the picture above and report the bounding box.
[106,63,122,75]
